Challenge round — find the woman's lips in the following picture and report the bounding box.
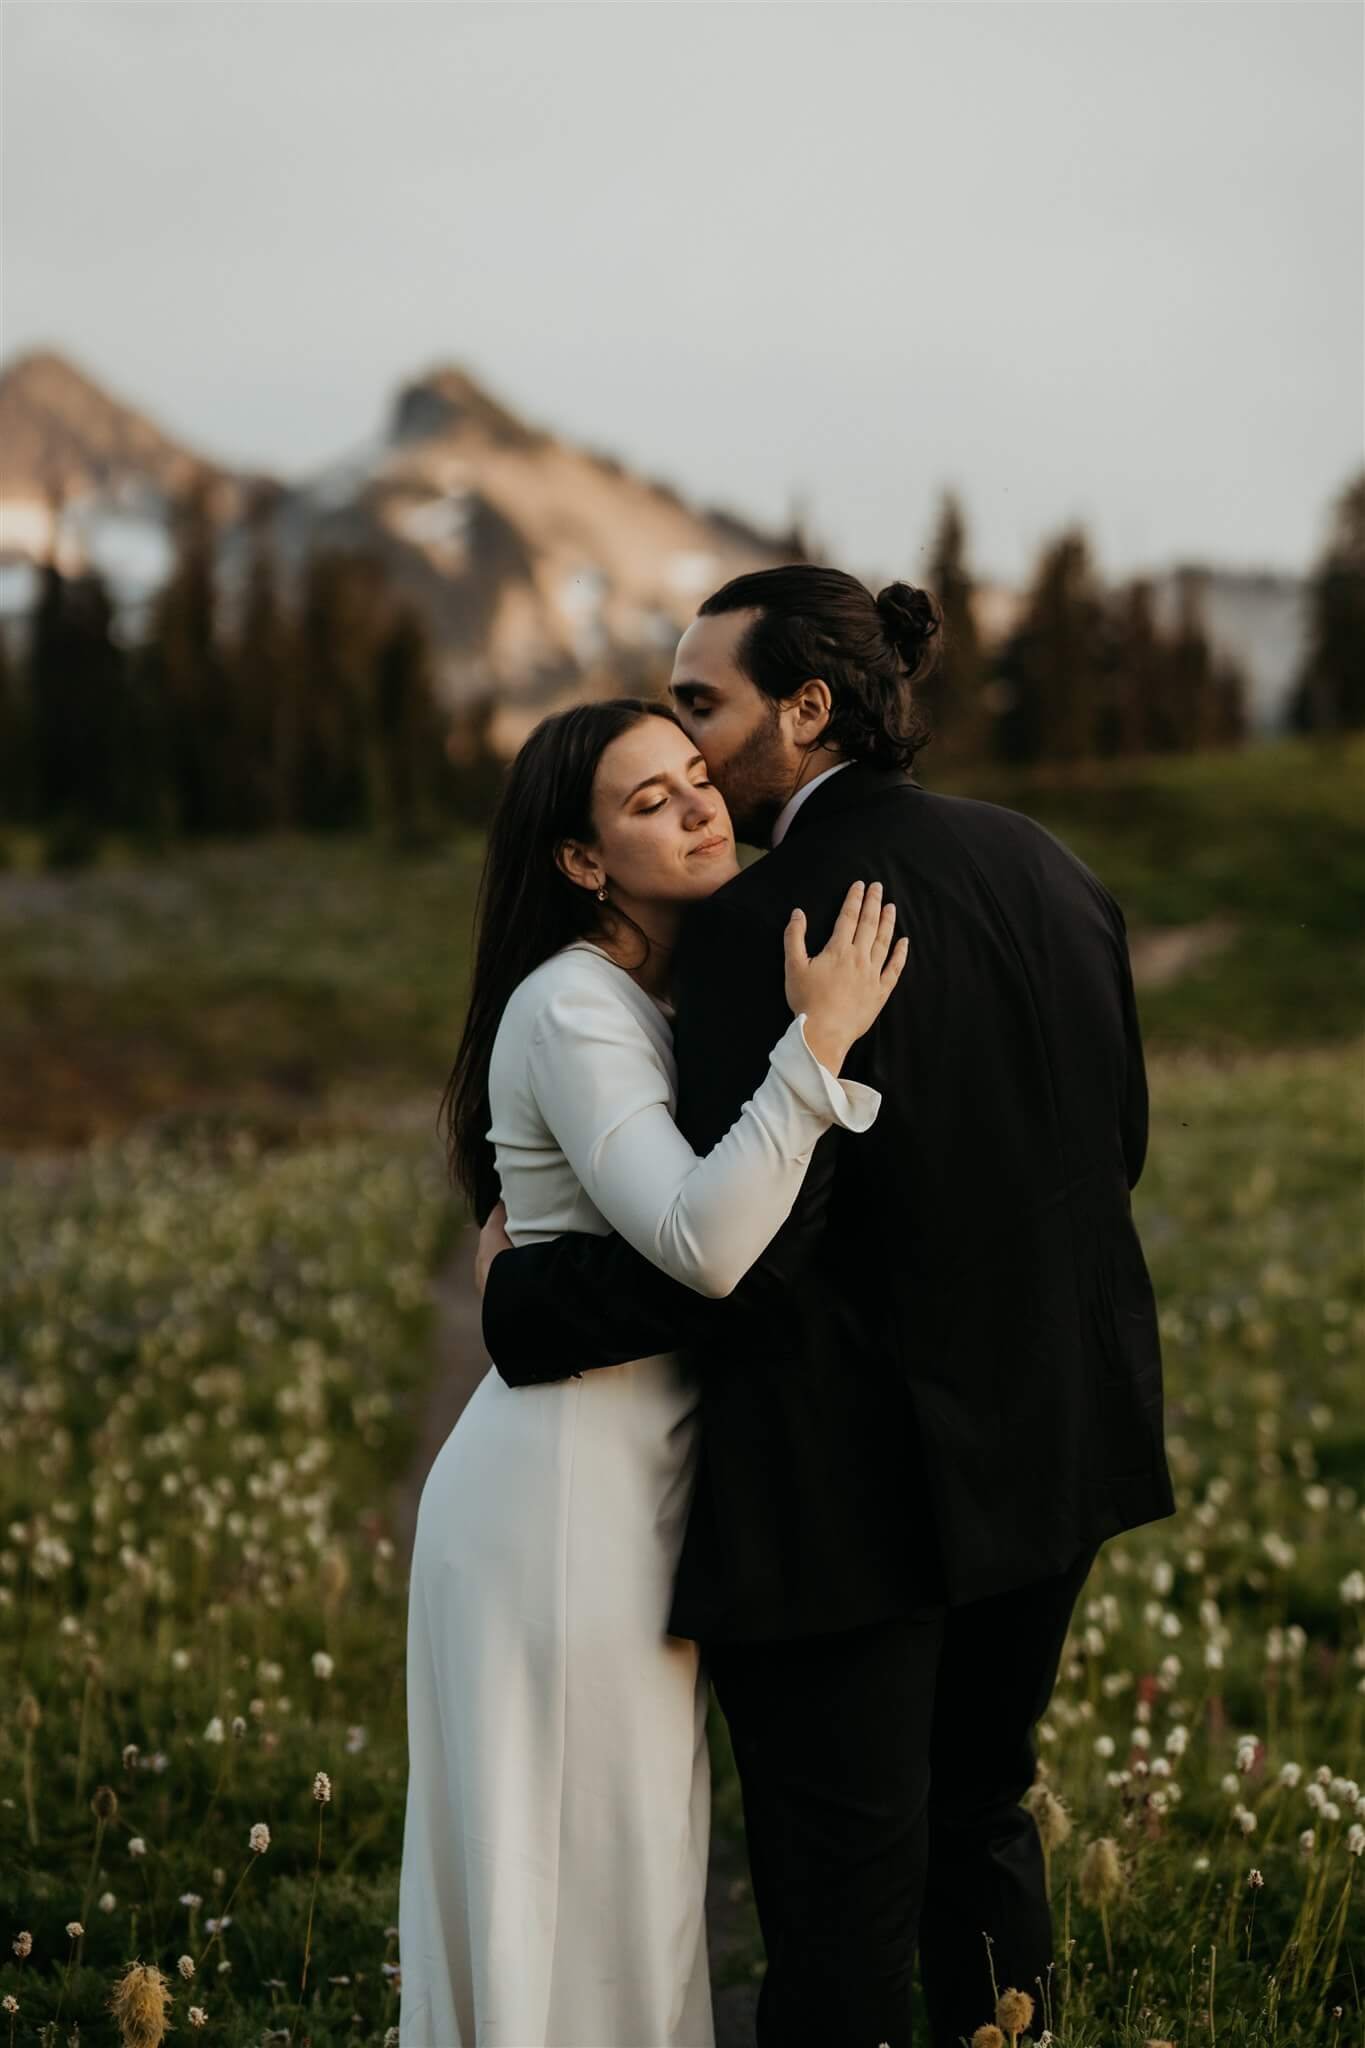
[688,836,730,857]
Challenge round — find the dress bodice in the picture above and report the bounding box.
[487,942,679,1248]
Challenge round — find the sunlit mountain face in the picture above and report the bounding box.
[0,349,1309,731]
[0,350,787,722]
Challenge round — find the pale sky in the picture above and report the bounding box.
[3,1,1361,587]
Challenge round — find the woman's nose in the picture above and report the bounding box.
[685,793,717,828]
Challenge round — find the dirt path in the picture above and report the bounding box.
[1129,914,1238,988]
[395,1225,760,2047]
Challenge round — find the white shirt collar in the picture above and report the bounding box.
[769,760,852,848]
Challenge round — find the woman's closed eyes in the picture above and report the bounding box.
[638,780,713,815]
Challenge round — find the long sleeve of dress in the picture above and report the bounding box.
[524,978,880,1299]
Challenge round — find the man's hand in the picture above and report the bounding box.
[474,1201,512,1299]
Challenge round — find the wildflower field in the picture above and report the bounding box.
[1,737,1362,2046]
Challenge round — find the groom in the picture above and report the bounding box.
[477,565,1175,2047]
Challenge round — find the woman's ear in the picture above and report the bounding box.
[555,839,601,893]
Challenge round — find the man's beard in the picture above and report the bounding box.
[710,700,798,848]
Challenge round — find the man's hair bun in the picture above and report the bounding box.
[875,581,942,674]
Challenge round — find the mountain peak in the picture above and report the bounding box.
[0,345,226,507]
[388,363,544,450]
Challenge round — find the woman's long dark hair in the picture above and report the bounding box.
[439,697,682,1221]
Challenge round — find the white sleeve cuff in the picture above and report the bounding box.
[768,1014,882,1132]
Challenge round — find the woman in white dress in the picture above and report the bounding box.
[399,700,907,2048]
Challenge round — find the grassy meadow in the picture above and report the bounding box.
[1,735,1362,2045]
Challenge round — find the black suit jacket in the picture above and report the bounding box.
[482,762,1176,1642]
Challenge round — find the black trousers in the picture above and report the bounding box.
[706,1545,1098,2048]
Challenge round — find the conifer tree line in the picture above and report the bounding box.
[920,501,1249,768]
[0,481,499,858]
[915,468,1361,766]
[1,468,1360,857]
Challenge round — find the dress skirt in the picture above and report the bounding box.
[397,1351,714,2048]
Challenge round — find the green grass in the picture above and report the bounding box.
[0,738,1361,1150]
[928,734,1365,1049]
[0,1120,456,2045]
[0,833,487,1146]
[0,1046,1360,2042]
[0,738,1361,2042]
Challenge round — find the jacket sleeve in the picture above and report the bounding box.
[525,978,878,1300]
[1111,893,1150,1189]
[484,902,872,1384]
[1096,880,1154,1187]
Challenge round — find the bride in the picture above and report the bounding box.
[398,697,907,2047]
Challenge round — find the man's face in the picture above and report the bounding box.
[668,610,806,847]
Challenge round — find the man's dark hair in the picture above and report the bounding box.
[698,563,943,770]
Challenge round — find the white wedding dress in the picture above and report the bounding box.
[398,939,879,2048]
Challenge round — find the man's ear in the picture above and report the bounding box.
[555,839,600,893]
[791,677,834,742]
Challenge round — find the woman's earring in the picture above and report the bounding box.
[596,884,608,902]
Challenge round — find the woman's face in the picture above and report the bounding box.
[567,715,740,907]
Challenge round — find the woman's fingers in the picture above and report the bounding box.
[869,900,897,968]
[832,880,867,947]
[881,935,910,986]
[854,880,885,956]
[784,906,810,975]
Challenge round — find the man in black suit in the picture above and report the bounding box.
[477,565,1176,2047]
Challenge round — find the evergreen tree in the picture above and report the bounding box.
[443,694,507,830]
[369,601,443,845]
[25,559,130,849]
[1162,570,1226,752]
[1290,470,1365,731]
[1102,577,1164,757]
[1210,652,1249,749]
[991,527,1107,765]
[231,484,293,828]
[923,490,988,760]
[295,549,387,830]
[146,476,234,834]
[0,626,36,826]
